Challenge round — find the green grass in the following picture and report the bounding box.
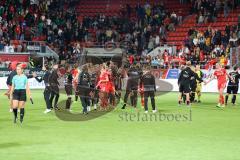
[0,90,240,160]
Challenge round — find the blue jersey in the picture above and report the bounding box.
[12,75,28,90]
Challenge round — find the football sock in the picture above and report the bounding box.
[197,92,201,101]
[13,108,18,122]
[66,97,72,109]
[220,95,224,105]
[190,93,195,102]
[232,95,236,104]
[20,108,25,123]
[178,100,182,105]
[225,95,229,104]
[182,95,186,103]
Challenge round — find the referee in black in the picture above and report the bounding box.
[225,66,240,105]
[34,65,52,113]
[140,67,157,113]
[178,61,204,106]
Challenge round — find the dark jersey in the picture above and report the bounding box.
[6,70,17,86]
[140,72,156,92]
[228,71,240,86]
[190,72,203,91]
[136,66,143,77]
[65,72,73,85]
[78,71,91,87]
[110,65,118,80]
[178,67,203,85]
[90,72,97,88]
[126,67,141,90]
[35,70,51,87]
[190,72,202,88]
[127,67,141,83]
[115,68,123,90]
[49,69,59,87]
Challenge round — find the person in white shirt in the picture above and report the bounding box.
[155,35,160,47]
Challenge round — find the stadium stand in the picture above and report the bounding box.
[0,0,239,69]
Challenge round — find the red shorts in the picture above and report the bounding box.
[99,83,109,93]
[108,83,115,93]
[218,82,226,91]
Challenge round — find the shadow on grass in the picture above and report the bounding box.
[55,100,115,121]
[0,142,21,149]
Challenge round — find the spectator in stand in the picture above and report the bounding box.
[224,0,230,18]
[238,14,240,28]
[155,34,160,47]
[0,40,4,51]
[151,57,160,68]
[148,36,155,52]
[0,0,238,70]
[159,25,166,40]
[198,14,204,24]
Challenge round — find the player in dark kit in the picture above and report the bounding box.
[115,67,124,103]
[122,64,142,109]
[225,66,240,105]
[34,65,52,113]
[65,66,73,110]
[189,66,197,103]
[89,65,99,111]
[109,62,118,106]
[77,65,91,114]
[178,61,204,106]
[49,64,60,110]
[140,67,157,113]
[6,62,19,112]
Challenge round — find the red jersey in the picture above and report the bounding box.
[107,71,115,93]
[163,52,169,63]
[97,70,110,92]
[129,55,134,65]
[214,68,227,84]
[72,69,79,78]
[72,69,79,85]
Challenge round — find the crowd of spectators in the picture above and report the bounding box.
[121,23,240,69]
[191,0,240,24]
[80,1,183,55]
[184,24,240,65]
[1,0,180,63]
[0,0,240,69]
[0,0,79,52]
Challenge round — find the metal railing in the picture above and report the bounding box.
[0,40,59,60]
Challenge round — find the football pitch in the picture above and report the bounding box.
[0,90,240,160]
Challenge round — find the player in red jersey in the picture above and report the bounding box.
[96,64,110,110]
[72,64,79,102]
[206,63,233,108]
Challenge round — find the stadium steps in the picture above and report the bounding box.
[76,0,191,44]
[76,0,191,19]
[166,7,240,47]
